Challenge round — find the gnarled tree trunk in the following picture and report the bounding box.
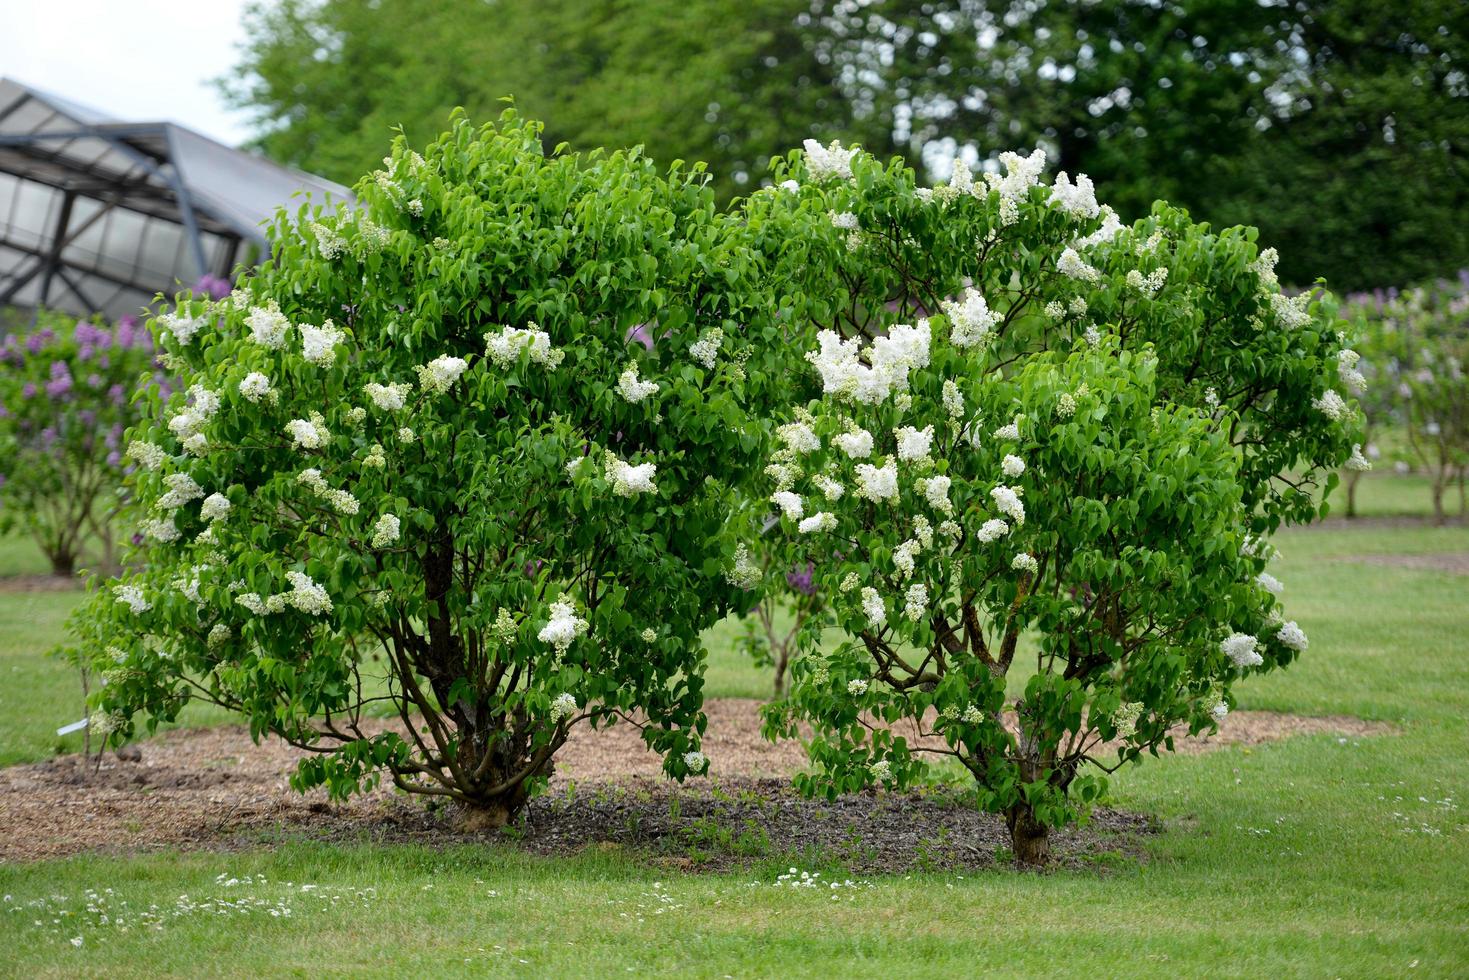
[1005,801,1051,866]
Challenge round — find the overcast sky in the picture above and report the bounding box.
[1,0,257,146]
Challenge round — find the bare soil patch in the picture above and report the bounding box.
[0,573,84,593]
[1336,551,1469,575]
[0,699,1391,868]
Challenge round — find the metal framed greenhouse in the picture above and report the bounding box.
[0,77,348,322]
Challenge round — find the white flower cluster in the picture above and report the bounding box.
[1275,620,1309,652]
[364,381,411,411]
[802,139,858,182]
[484,324,564,369]
[605,455,657,497]
[855,459,899,502]
[1220,632,1263,668]
[726,544,761,590]
[416,355,469,394]
[919,475,952,513]
[805,322,931,405]
[113,584,149,614]
[895,425,934,463]
[1057,247,1101,283]
[157,473,204,510]
[370,513,401,548]
[284,571,333,616]
[298,468,360,515]
[1126,267,1169,297]
[140,516,179,542]
[689,327,723,369]
[777,420,821,454]
[798,511,836,533]
[158,311,205,345]
[990,485,1025,524]
[1312,389,1350,421]
[1049,171,1100,220]
[168,384,221,456]
[1270,291,1312,330]
[239,372,274,403]
[300,319,344,367]
[549,692,578,724]
[1011,552,1039,574]
[1112,701,1144,740]
[1346,444,1372,471]
[771,490,803,520]
[903,583,928,621]
[246,304,291,349]
[833,426,874,459]
[126,441,167,470]
[1337,349,1367,394]
[616,363,660,403]
[285,412,330,450]
[538,595,589,653]
[860,587,886,629]
[941,288,998,349]
[975,517,1010,543]
[200,492,231,523]
[1256,571,1284,596]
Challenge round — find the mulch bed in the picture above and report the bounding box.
[0,699,1391,870]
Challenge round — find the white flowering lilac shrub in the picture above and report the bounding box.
[64,112,779,826]
[744,142,1361,863]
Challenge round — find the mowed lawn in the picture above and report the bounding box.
[0,473,1466,977]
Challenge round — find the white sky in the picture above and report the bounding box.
[0,0,256,146]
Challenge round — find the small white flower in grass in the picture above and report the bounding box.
[689,327,723,369]
[771,491,804,521]
[1312,389,1349,421]
[1220,632,1262,668]
[798,512,836,534]
[683,750,708,773]
[1276,621,1309,652]
[549,692,578,724]
[975,518,1010,543]
[992,418,1021,441]
[239,372,273,403]
[1012,553,1039,574]
[941,288,997,348]
[538,595,588,653]
[483,323,564,369]
[802,139,858,182]
[157,473,204,509]
[847,679,869,696]
[113,584,150,614]
[606,456,657,497]
[833,427,874,459]
[616,363,660,403]
[246,304,290,349]
[1256,572,1284,596]
[371,514,401,548]
[126,441,167,470]
[855,459,899,502]
[991,485,1025,524]
[904,583,929,621]
[200,493,231,523]
[1112,702,1143,740]
[417,355,469,394]
[300,319,345,367]
[895,425,934,463]
[364,381,411,411]
[868,759,892,782]
[1346,444,1372,471]
[1057,247,1101,283]
[285,415,328,450]
[859,588,885,629]
[777,421,820,454]
[726,544,761,590]
[1001,454,1025,478]
[920,475,952,514]
[285,571,333,616]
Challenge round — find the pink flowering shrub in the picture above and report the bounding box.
[0,311,163,575]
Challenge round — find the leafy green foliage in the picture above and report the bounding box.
[63,111,786,819]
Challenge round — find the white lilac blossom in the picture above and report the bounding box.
[246,305,290,349]
[1338,349,1368,393]
[113,584,150,614]
[1312,389,1350,421]
[991,485,1026,524]
[726,544,761,590]
[802,139,858,182]
[417,355,469,394]
[300,320,345,367]
[484,324,564,369]
[549,692,578,724]
[1256,572,1284,596]
[938,519,961,538]
[141,516,180,542]
[847,678,869,695]
[538,595,589,653]
[833,426,874,459]
[771,490,804,520]
[1001,454,1026,478]
[860,587,886,629]
[1045,301,1065,319]
[1220,632,1263,668]
[895,425,934,463]
[207,623,232,649]
[920,475,952,513]
[284,571,333,616]
[199,493,231,523]
[285,414,329,450]
[941,288,997,348]
[1275,621,1309,652]
[616,363,660,403]
[777,421,821,454]
[805,323,930,405]
[1057,248,1101,283]
[371,514,401,548]
[126,441,167,470]
[993,418,1021,441]
[1203,690,1230,721]
[904,583,929,621]
[1049,172,1100,219]
[1077,205,1125,248]
[606,456,657,497]
[239,372,273,403]
[765,461,798,491]
[1346,444,1372,471]
[347,406,367,426]
[869,759,893,782]
[363,444,387,468]
[640,627,658,642]
[812,474,845,500]
[830,210,860,230]
[1127,267,1169,297]
[798,512,836,533]
[855,459,900,502]
[839,572,860,593]
[1057,392,1077,419]
[689,327,723,369]
[1084,324,1102,347]
[683,750,708,773]
[1112,701,1143,740]
[911,515,934,548]
[157,311,205,345]
[942,380,965,419]
[975,518,1010,543]
[893,539,920,578]
[181,433,209,457]
[157,473,204,509]
[364,382,412,411]
[1011,552,1039,574]
[1270,291,1312,329]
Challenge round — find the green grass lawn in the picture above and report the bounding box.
[1,476,1466,977]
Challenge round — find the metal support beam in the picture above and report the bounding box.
[36,189,76,308]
